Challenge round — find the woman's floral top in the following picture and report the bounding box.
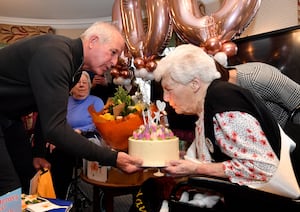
[195,111,279,186]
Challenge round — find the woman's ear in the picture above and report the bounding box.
[190,78,201,92]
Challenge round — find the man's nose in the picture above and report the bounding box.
[111,56,118,66]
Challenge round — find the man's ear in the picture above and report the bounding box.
[88,35,99,48]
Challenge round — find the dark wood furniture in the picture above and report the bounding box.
[80,167,159,212]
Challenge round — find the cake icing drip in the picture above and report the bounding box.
[132,123,175,140]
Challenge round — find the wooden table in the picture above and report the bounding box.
[80,167,159,212]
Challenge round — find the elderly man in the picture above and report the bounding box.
[0,21,142,195]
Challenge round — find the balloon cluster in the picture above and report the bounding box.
[133,55,157,81]
[202,38,238,57]
[169,0,261,58]
[110,58,133,86]
[112,0,172,83]
[112,0,261,81]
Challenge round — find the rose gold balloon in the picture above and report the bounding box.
[204,37,222,55]
[221,42,238,57]
[169,0,217,46]
[112,0,123,32]
[212,0,261,41]
[120,0,173,58]
[120,0,145,58]
[169,0,261,46]
[110,68,120,77]
[145,60,157,72]
[112,0,133,61]
[143,0,173,56]
[133,57,145,69]
[120,70,132,78]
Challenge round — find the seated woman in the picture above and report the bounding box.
[47,71,104,199]
[135,44,299,211]
[152,57,300,145]
[67,71,104,138]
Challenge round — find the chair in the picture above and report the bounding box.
[168,176,300,211]
[65,158,93,211]
[65,133,104,211]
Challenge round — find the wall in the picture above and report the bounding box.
[55,28,85,39]
[54,0,298,39]
[241,0,298,37]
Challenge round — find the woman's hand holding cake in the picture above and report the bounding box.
[163,159,201,176]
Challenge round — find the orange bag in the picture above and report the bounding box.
[29,168,56,199]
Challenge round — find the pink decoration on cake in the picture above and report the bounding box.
[128,100,180,167]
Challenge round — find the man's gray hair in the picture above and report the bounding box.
[80,21,122,43]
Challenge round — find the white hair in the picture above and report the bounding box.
[154,44,221,84]
[81,71,92,89]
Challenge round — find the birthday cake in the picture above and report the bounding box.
[128,123,179,167]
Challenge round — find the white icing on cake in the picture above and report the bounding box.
[128,137,179,167]
[128,123,179,167]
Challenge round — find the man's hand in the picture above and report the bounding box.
[116,152,143,173]
[46,142,56,153]
[33,157,51,170]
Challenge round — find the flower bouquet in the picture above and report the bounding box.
[88,86,145,151]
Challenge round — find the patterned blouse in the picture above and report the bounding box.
[195,111,279,186]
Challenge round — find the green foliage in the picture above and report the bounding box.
[112,86,132,106]
[109,86,137,116]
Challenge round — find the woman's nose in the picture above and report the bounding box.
[163,93,169,102]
